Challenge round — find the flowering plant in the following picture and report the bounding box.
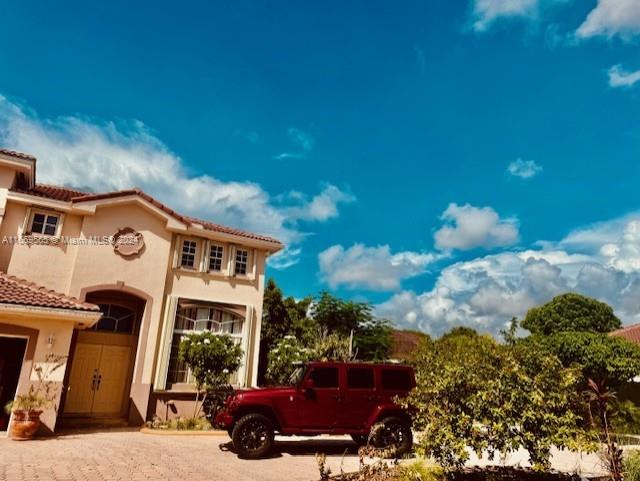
[178,331,243,417]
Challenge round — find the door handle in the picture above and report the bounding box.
[96,374,102,391]
[91,370,98,391]
[332,394,342,401]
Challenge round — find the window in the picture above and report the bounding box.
[180,239,198,268]
[310,367,339,388]
[30,212,59,236]
[91,303,136,334]
[381,369,413,391]
[347,368,374,389]
[209,244,224,272]
[166,301,244,387]
[234,249,249,275]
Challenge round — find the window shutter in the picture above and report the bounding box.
[55,213,65,238]
[172,236,182,268]
[21,207,32,235]
[201,240,211,272]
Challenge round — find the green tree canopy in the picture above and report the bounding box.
[354,318,393,361]
[522,293,621,336]
[533,332,640,386]
[311,291,372,337]
[404,332,594,469]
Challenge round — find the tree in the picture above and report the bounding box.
[403,332,594,470]
[311,291,371,337]
[535,331,640,386]
[522,293,621,336]
[354,318,393,361]
[258,279,314,384]
[179,332,243,417]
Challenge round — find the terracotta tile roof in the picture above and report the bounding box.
[0,148,36,161]
[611,324,640,344]
[390,329,429,360]
[13,183,87,202]
[12,184,283,246]
[0,273,100,312]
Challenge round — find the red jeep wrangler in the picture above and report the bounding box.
[215,361,416,459]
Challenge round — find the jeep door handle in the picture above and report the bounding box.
[367,395,379,401]
[332,394,342,401]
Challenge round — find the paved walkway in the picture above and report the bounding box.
[0,429,611,481]
[0,430,362,481]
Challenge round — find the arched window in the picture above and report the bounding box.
[91,303,137,334]
[166,301,244,387]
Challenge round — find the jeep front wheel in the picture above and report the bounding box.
[231,413,275,459]
[372,416,413,457]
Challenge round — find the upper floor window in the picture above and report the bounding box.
[234,249,249,276]
[180,239,198,268]
[30,212,59,236]
[209,244,224,272]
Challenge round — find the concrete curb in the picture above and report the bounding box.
[139,427,229,436]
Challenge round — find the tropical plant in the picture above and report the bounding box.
[5,354,66,414]
[585,379,623,481]
[522,293,621,336]
[178,331,243,418]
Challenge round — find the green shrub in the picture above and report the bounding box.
[624,451,640,481]
[395,459,444,481]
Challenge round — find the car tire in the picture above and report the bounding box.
[351,434,369,446]
[231,413,275,459]
[371,416,413,458]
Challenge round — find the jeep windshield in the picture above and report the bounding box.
[288,364,306,385]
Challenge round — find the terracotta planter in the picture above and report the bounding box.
[9,410,42,440]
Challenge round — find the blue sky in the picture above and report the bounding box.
[2,0,640,335]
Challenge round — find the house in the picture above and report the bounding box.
[389,329,429,361]
[0,148,283,434]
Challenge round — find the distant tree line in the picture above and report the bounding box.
[258,279,393,385]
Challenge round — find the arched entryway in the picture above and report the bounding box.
[63,290,146,423]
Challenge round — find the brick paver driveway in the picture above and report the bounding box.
[0,430,362,481]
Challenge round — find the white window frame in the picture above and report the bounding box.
[178,237,200,270]
[165,302,246,388]
[23,208,64,238]
[207,242,226,274]
[233,247,250,277]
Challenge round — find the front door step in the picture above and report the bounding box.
[59,416,129,430]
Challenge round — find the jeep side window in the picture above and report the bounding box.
[381,369,412,391]
[309,367,339,388]
[347,367,374,390]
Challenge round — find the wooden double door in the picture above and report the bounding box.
[64,333,134,416]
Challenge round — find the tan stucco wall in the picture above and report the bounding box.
[0,313,76,433]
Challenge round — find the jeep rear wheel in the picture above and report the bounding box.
[372,416,413,458]
[231,413,275,459]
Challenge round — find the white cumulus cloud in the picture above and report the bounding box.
[608,65,640,88]
[434,203,519,251]
[471,0,540,32]
[318,244,440,291]
[377,214,640,336]
[0,95,354,269]
[577,0,640,40]
[507,158,542,179]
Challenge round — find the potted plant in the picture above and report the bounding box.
[4,354,66,440]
